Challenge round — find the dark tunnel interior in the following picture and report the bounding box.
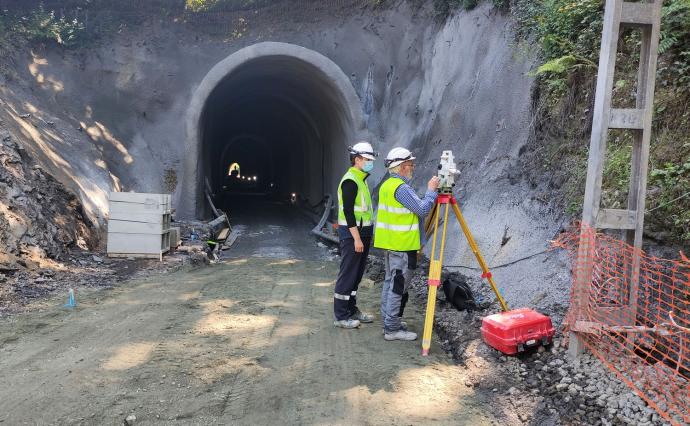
[199,56,356,216]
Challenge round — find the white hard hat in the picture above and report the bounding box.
[348,141,377,160]
[385,147,416,169]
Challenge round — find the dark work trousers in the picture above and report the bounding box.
[333,226,373,320]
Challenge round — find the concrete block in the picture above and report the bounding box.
[169,227,181,248]
[109,211,170,224]
[108,192,171,215]
[109,192,171,206]
[108,219,170,235]
[109,201,171,215]
[107,232,170,258]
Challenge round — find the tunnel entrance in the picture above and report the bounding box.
[182,42,365,218]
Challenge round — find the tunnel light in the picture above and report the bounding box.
[291,193,296,197]
[253,176,257,181]
[270,183,274,187]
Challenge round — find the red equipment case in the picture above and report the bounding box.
[481,308,555,355]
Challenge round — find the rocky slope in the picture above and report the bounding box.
[0,120,95,271]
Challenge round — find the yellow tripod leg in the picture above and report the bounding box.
[450,201,509,312]
[421,197,451,356]
[423,201,438,238]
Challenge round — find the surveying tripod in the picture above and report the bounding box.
[420,189,509,356]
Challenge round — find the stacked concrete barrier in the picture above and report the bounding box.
[107,192,172,260]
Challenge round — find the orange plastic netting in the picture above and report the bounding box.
[554,224,689,425]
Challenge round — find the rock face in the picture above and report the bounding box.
[0,1,574,312]
[0,122,95,270]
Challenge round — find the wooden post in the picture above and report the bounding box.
[570,0,662,359]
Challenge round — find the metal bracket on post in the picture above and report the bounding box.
[570,0,662,359]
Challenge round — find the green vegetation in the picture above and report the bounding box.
[510,0,690,243]
[432,0,481,15]
[184,0,271,12]
[1,4,85,46]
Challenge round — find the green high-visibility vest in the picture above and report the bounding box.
[373,177,420,251]
[337,167,373,227]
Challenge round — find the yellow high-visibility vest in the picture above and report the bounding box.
[337,167,373,227]
[373,177,420,251]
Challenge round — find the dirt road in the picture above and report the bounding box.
[0,254,502,425]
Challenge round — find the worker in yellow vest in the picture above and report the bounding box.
[333,142,378,329]
[374,147,439,341]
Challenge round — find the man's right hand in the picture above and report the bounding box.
[428,176,440,191]
[354,238,364,253]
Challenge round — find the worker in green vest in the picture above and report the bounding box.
[374,147,439,341]
[333,142,378,329]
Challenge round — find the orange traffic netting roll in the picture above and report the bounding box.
[554,224,689,425]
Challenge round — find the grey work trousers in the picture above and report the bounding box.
[380,250,417,332]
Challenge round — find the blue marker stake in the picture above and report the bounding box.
[64,288,76,308]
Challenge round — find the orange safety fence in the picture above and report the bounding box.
[553,224,690,425]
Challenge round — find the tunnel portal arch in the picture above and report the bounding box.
[181,42,365,218]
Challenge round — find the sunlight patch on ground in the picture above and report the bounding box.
[312,281,334,288]
[178,291,202,301]
[194,355,271,384]
[102,341,156,370]
[341,364,475,421]
[267,259,301,266]
[195,313,276,335]
[271,322,310,339]
[195,299,276,335]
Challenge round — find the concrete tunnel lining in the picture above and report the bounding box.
[181,42,366,218]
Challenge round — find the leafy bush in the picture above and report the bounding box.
[14,4,85,46]
[658,0,690,90]
[185,0,271,12]
[462,0,479,10]
[432,0,484,15]
[514,0,603,89]
[516,0,690,98]
[648,160,690,241]
[512,0,690,243]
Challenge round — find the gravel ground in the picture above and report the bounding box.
[365,255,673,426]
[0,246,209,318]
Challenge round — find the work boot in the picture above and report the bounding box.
[381,321,407,335]
[350,308,374,323]
[334,319,361,329]
[384,329,417,341]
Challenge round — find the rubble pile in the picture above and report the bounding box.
[0,125,95,271]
